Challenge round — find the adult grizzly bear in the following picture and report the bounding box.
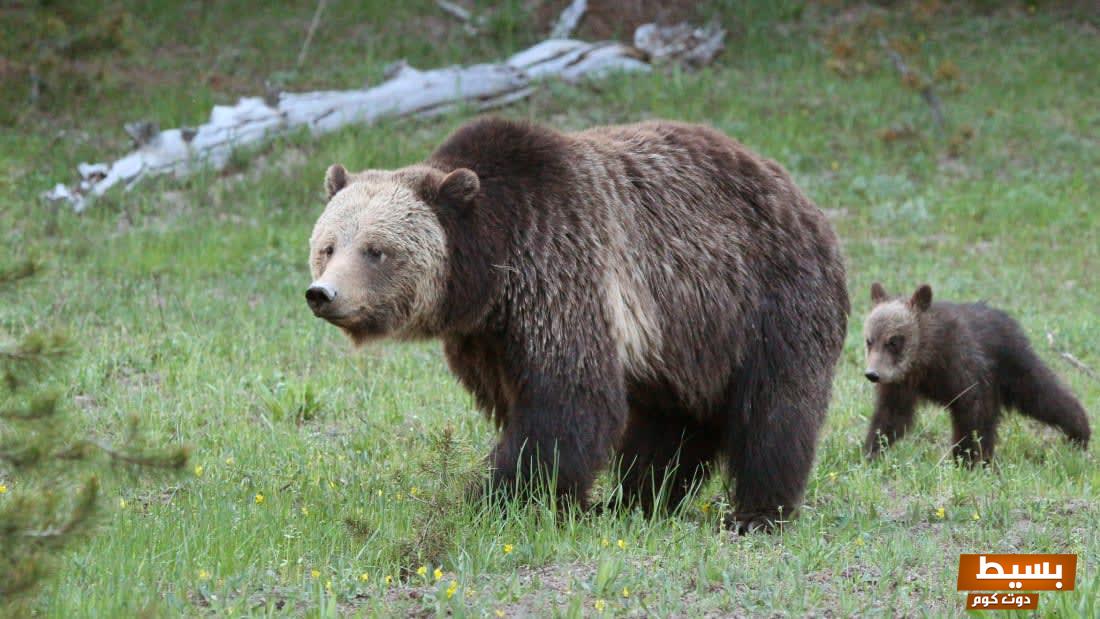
[306,117,849,531]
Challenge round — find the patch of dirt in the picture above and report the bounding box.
[74,393,100,410]
[342,562,597,616]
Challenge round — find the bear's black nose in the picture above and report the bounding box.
[306,283,337,313]
[864,370,880,383]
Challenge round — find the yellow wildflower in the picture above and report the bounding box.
[325,580,332,592]
[410,486,419,496]
[198,569,211,581]
[0,484,7,494]
[601,537,610,548]
[617,539,626,550]
[384,575,393,585]
[434,567,443,581]
[828,471,838,482]
[972,511,981,521]
[254,493,265,505]
[360,572,370,582]
[856,537,864,546]
[311,569,321,580]
[445,580,458,599]
[594,599,606,612]
[622,586,630,598]
[495,610,505,618]
[935,507,945,519]
[503,544,514,554]
[118,498,127,509]
[193,464,204,477]
[301,506,309,516]
[417,566,427,577]
[225,457,235,465]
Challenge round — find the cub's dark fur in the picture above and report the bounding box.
[863,283,1091,462]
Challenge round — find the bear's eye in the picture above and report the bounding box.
[322,245,334,257]
[865,338,873,348]
[886,335,905,352]
[365,247,385,262]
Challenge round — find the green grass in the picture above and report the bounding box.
[2,1,1098,616]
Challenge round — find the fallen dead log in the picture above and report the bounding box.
[44,21,723,212]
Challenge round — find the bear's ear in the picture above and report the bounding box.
[438,168,480,205]
[870,282,888,305]
[325,164,349,200]
[909,284,933,312]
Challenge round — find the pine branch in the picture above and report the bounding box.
[17,477,99,540]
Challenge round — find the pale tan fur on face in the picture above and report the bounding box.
[309,169,447,343]
[863,300,920,383]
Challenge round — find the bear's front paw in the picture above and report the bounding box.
[724,511,781,535]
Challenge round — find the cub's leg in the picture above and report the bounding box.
[949,387,1001,464]
[864,384,920,458]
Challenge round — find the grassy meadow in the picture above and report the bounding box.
[1,1,1097,616]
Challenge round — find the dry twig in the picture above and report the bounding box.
[436,0,481,35]
[550,0,587,39]
[296,0,328,68]
[1047,332,1100,384]
[877,33,946,131]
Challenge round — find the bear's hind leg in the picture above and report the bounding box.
[727,386,827,534]
[1000,348,1091,447]
[616,410,720,515]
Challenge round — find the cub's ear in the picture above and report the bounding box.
[909,284,933,312]
[438,168,480,205]
[325,164,348,200]
[870,282,888,305]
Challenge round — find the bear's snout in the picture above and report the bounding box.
[864,370,880,383]
[306,282,337,315]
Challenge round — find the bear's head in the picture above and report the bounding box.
[862,283,932,384]
[306,163,479,345]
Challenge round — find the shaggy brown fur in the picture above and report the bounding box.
[307,117,850,531]
[863,283,1091,463]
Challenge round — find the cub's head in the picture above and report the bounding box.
[862,283,932,384]
[306,163,479,345]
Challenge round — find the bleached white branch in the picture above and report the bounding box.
[435,0,482,35]
[549,0,587,39]
[44,20,725,212]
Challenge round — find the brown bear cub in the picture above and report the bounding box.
[863,283,1090,463]
[306,117,850,531]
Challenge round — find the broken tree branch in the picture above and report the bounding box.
[550,0,587,39]
[296,0,328,68]
[878,33,946,132]
[435,0,482,35]
[1047,332,1100,384]
[44,20,725,212]
[635,22,725,68]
